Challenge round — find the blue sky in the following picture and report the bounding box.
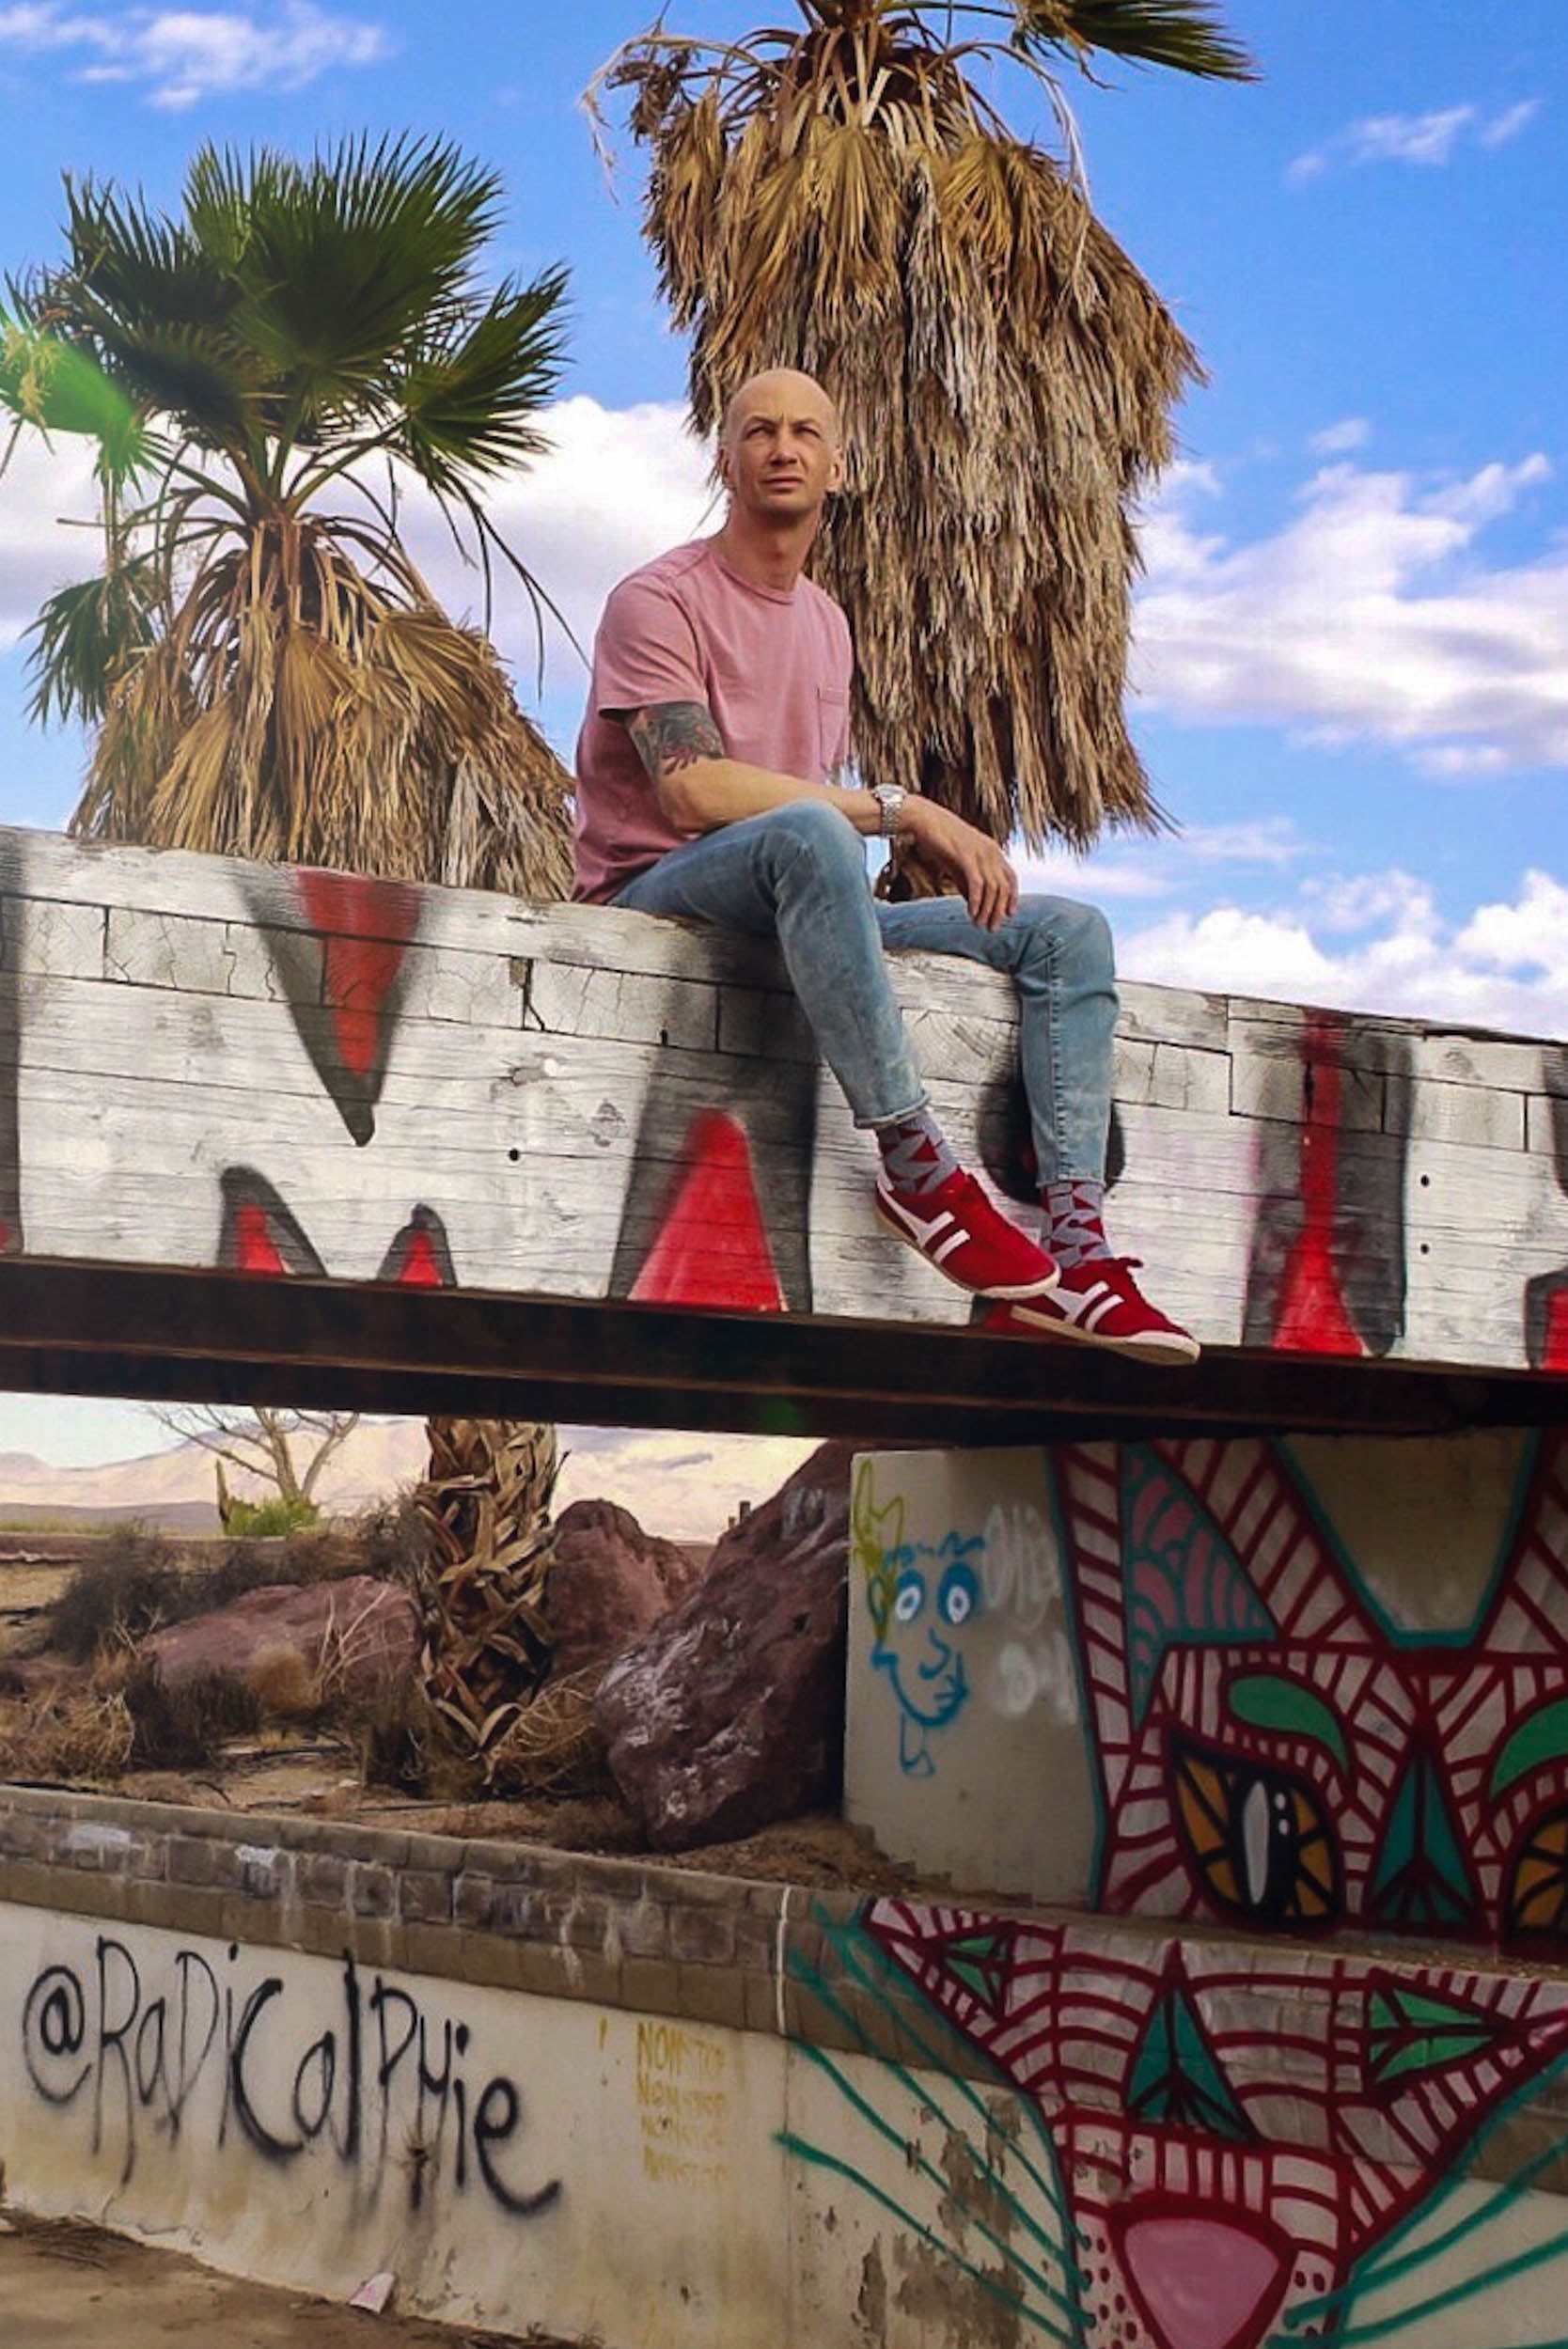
[0,0,1563,1462]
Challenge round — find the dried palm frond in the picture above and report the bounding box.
[73,513,572,896]
[411,1417,560,1767]
[480,1668,609,1798]
[591,2,1250,847]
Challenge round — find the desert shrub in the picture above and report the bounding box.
[355,1494,431,1587]
[49,1528,181,1660]
[353,1683,478,1800]
[221,1494,320,1539]
[122,1662,261,1769]
[244,1643,321,1724]
[188,1526,364,1615]
[8,1691,136,1780]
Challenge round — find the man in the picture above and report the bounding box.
[573,369,1197,1363]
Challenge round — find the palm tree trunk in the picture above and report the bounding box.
[412,1417,559,1774]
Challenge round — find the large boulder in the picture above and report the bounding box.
[595,1441,854,1849]
[544,1499,706,1681]
[143,1574,417,1698]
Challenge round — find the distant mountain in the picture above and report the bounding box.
[0,1419,817,1542]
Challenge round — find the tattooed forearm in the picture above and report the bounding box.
[625,701,726,785]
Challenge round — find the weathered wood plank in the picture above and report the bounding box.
[1,823,1566,1386]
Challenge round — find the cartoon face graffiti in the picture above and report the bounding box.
[854,1460,983,1777]
[859,1897,1568,2349]
[1057,1431,1568,1948]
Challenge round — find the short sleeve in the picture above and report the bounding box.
[593,576,707,716]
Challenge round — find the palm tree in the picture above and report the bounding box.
[3,136,572,1774]
[590,0,1254,850]
[6,134,572,892]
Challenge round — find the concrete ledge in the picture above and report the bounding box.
[9,1784,1568,2343]
[6,1780,1568,2177]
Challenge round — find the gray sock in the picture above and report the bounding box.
[1043,1177,1111,1267]
[876,1106,960,1198]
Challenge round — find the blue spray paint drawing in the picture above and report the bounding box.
[853,1459,983,1777]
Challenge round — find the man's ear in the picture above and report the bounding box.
[716,436,735,493]
[827,444,845,493]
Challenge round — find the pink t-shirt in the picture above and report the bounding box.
[572,537,854,903]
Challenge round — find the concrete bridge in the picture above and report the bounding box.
[1,822,1565,1440]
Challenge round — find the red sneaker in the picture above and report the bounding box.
[874,1169,1059,1299]
[984,1258,1200,1364]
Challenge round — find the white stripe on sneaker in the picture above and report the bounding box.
[931,1228,970,1265]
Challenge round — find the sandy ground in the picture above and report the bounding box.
[0,2214,571,2346]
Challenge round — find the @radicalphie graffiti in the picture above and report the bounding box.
[854,1460,984,1777]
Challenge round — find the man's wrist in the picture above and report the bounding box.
[870,783,908,838]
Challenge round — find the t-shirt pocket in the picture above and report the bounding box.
[817,685,850,777]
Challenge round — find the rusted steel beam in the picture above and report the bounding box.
[0,1256,1559,1446]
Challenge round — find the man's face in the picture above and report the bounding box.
[719,373,843,526]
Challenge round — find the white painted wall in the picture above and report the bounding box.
[8,1901,1568,2349]
[844,1445,1096,1903]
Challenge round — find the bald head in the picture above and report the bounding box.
[720,368,841,455]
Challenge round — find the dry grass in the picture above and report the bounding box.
[121,1663,262,1770]
[353,1682,482,1802]
[48,1527,182,1660]
[2,1690,137,1780]
[0,1661,262,1782]
[244,1643,321,1723]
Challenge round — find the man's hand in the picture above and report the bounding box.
[902,799,1019,932]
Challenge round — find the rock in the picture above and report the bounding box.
[142,1575,417,1699]
[544,1499,706,1680]
[594,1442,855,1849]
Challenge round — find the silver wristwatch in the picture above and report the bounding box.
[870,784,907,838]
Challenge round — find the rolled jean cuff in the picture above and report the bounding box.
[859,1093,931,1132]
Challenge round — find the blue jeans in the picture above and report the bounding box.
[614,801,1116,1184]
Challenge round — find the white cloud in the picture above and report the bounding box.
[0,431,103,650]
[397,395,716,686]
[1309,417,1372,456]
[0,2,387,107]
[1016,816,1309,906]
[1122,868,1568,1038]
[0,395,713,700]
[1289,99,1540,183]
[1480,98,1544,149]
[1457,869,1568,976]
[1134,451,1568,775]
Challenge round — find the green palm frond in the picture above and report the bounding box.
[399,268,570,493]
[1009,0,1256,80]
[227,136,507,428]
[26,556,163,728]
[58,175,238,342]
[0,317,149,478]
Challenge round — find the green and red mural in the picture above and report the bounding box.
[1057,1430,1568,1949]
